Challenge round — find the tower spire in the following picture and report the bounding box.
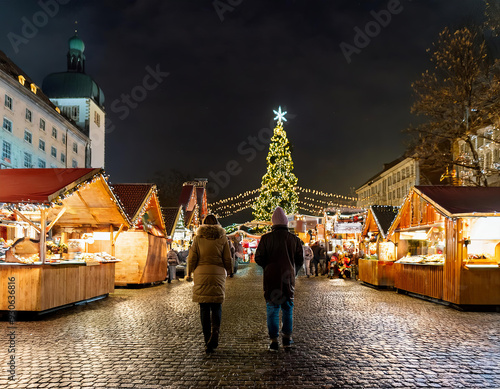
[67,24,86,73]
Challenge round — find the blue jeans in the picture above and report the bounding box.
[168,265,177,281]
[266,300,294,340]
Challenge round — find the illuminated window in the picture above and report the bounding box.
[94,111,101,127]
[30,83,37,94]
[18,75,26,85]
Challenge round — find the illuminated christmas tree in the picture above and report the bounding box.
[253,107,298,221]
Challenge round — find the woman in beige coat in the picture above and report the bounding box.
[187,214,232,353]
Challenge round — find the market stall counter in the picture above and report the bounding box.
[387,186,500,307]
[0,168,130,313]
[359,205,399,288]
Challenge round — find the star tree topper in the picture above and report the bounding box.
[273,106,287,124]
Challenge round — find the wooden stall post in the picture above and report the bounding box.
[110,225,114,256]
[40,209,46,264]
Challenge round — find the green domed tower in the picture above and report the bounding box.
[67,34,86,73]
[42,32,106,168]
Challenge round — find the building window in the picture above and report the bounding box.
[72,159,77,168]
[39,139,45,151]
[52,127,57,139]
[94,111,101,127]
[40,118,45,131]
[24,129,32,144]
[18,75,26,85]
[2,141,11,162]
[38,159,46,168]
[4,95,12,110]
[25,108,32,122]
[51,146,57,158]
[72,142,78,153]
[397,172,401,182]
[62,106,79,121]
[60,153,66,164]
[62,133,66,145]
[2,118,12,133]
[24,152,32,168]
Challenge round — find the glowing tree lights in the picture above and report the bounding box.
[253,107,298,221]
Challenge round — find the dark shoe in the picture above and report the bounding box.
[282,337,294,349]
[269,341,279,352]
[207,328,219,350]
[205,345,214,354]
[167,280,171,283]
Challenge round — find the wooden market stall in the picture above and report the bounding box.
[387,186,500,307]
[359,205,399,288]
[0,168,130,312]
[111,184,168,286]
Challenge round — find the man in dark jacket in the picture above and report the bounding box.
[255,206,304,351]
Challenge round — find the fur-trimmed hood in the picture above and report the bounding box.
[196,224,226,240]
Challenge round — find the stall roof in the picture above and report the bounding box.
[0,168,131,228]
[416,186,500,217]
[362,205,399,239]
[163,206,183,237]
[0,168,99,203]
[111,183,166,233]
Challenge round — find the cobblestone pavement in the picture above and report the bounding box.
[1,264,500,388]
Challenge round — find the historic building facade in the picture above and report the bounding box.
[356,156,420,208]
[455,126,500,187]
[1,50,89,170]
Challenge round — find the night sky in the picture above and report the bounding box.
[0,0,487,213]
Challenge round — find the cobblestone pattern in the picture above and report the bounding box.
[1,264,499,388]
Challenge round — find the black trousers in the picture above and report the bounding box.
[199,303,222,341]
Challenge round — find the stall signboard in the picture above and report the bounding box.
[334,222,362,234]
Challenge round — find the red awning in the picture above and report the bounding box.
[0,168,99,204]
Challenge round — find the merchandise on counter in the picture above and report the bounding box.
[396,253,445,264]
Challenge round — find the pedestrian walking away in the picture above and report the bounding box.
[166,248,180,283]
[255,206,304,352]
[302,243,313,277]
[310,241,323,277]
[187,214,233,353]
